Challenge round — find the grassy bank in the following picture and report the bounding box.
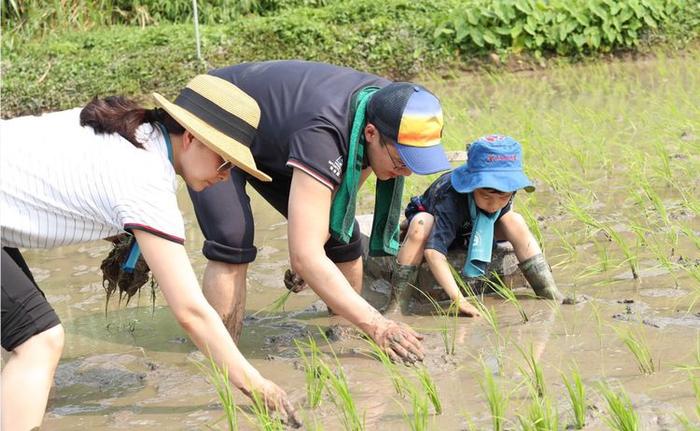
[2,0,700,117]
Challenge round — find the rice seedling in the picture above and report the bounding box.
[252,290,292,316]
[598,382,639,431]
[363,337,408,397]
[675,413,700,431]
[613,326,657,375]
[479,357,510,431]
[193,354,238,431]
[636,167,670,226]
[414,366,442,415]
[551,226,579,264]
[517,393,559,431]
[519,197,545,253]
[451,266,506,368]
[561,366,586,429]
[600,224,640,280]
[399,383,430,431]
[294,337,327,408]
[483,271,528,323]
[516,343,546,399]
[317,330,365,430]
[412,279,459,356]
[247,388,286,431]
[680,225,700,251]
[320,363,365,431]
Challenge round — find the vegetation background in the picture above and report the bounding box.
[2,0,699,117]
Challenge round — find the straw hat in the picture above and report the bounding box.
[153,75,271,182]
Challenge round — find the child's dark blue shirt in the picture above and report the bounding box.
[404,172,512,255]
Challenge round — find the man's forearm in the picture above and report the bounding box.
[296,253,384,332]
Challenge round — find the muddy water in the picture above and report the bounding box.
[8,55,700,430]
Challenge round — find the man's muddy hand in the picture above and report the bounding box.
[243,377,302,428]
[284,269,308,293]
[371,319,425,365]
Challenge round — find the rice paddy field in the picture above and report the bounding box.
[15,51,700,430]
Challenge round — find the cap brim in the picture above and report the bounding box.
[451,165,535,193]
[153,92,271,182]
[395,143,451,175]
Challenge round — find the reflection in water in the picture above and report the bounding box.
[7,55,700,430]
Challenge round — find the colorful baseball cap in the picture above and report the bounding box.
[366,83,451,175]
[451,135,535,193]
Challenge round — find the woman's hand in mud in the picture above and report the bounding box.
[371,319,425,365]
[457,298,481,317]
[284,269,308,293]
[243,378,302,428]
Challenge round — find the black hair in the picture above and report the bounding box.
[80,96,185,148]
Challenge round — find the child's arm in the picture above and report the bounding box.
[424,249,480,317]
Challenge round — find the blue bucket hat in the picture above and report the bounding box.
[451,135,535,193]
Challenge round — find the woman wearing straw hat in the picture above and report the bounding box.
[187,60,453,364]
[0,75,300,430]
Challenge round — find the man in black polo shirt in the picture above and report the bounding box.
[188,60,451,363]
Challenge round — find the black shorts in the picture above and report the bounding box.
[188,168,363,265]
[1,247,61,351]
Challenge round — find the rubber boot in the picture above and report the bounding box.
[383,261,419,315]
[518,253,564,301]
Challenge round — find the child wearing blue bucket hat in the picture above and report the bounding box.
[386,134,564,316]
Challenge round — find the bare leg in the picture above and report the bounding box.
[202,261,248,343]
[1,324,64,431]
[336,257,363,295]
[397,213,434,266]
[494,211,541,262]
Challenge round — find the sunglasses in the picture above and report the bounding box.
[217,159,233,173]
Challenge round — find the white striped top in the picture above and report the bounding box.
[1,108,185,249]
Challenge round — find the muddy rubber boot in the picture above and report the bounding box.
[518,253,564,301]
[384,262,419,315]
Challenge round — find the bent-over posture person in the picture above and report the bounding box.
[389,135,565,315]
[187,60,452,363]
[0,75,300,430]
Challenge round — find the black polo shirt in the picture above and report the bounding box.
[210,61,390,190]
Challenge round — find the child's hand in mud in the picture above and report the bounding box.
[457,298,481,317]
[372,319,425,365]
[284,269,308,293]
[245,378,302,428]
